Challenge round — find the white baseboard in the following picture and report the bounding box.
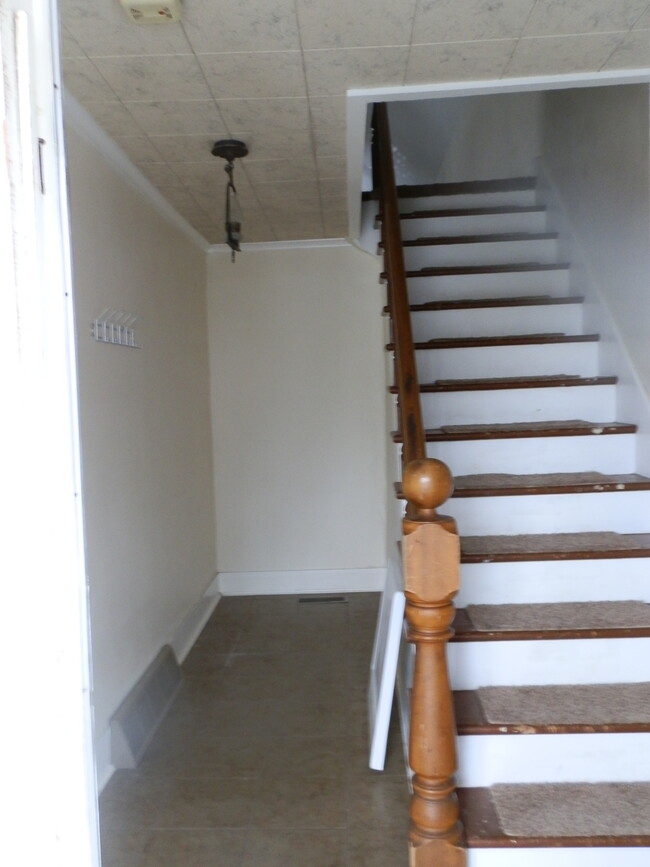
[170,585,221,664]
[95,726,114,794]
[215,567,386,596]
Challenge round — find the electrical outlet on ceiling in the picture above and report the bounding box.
[120,0,182,23]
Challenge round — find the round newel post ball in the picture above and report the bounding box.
[402,458,454,511]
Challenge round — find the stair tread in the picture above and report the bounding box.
[460,532,650,563]
[397,176,537,199]
[408,294,583,312]
[405,332,598,350]
[393,419,636,442]
[382,261,570,280]
[397,205,547,220]
[398,231,558,248]
[453,471,650,497]
[459,784,650,847]
[405,374,616,392]
[455,683,650,733]
[453,600,650,641]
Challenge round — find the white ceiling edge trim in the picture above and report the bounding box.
[345,67,650,246]
[207,237,350,255]
[63,93,209,253]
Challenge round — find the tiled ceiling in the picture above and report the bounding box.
[61,0,650,244]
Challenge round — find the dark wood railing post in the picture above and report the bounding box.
[372,102,466,866]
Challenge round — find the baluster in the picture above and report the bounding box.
[402,458,466,867]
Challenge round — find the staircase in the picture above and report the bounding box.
[385,176,650,865]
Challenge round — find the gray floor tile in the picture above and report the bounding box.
[138,830,246,866]
[241,829,346,867]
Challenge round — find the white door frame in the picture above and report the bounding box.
[346,67,650,242]
[1,0,99,864]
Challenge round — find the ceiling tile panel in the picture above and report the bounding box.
[125,100,228,136]
[244,159,317,184]
[182,0,301,53]
[198,52,307,99]
[522,0,650,37]
[634,8,650,28]
[60,26,86,58]
[312,126,346,157]
[303,46,409,95]
[308,95,347,128]
[61,0,193,56]
[147,134,224,163]
[296,0,418,49]
[316,155,347,178]
[319,178,347,198]
[113,135,165,164]
[255,180,320,202]
[506,32,626,76]
[412,0,537,43]
[269,217,326,239]
[62,57,117,102]
[217,98,311,131]
[405,39,516,83]
[225,128,314,162]
[85,101,143,137]
[94,55,212,102]
[602,29,650,68]
[323,211,349,237]
[137,163,186,188]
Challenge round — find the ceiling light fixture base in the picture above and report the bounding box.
[211,140,249,163]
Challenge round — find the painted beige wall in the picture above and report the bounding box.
[66,124,216,741]
[208,245,387,576]
[542,84,650,394]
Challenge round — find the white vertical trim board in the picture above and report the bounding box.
[1,1,100,864]
[216,568,386,596]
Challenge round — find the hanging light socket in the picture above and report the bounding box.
[212,139,248,262]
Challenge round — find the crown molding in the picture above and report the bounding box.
[63,93,209,252]
[206,237,350,254]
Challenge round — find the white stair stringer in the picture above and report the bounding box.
[469,850,650,867]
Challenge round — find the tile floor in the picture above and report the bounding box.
[99,593,409,866]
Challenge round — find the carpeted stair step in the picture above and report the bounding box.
[394,472,650,499]
[396,176,537,199]
[408,294,582,312]
[459,532,650,563]
[393,420,636,443]
[459,783,650,847]
[381,261,570,281]
[392,374,617,393]
[452,600,650,641]
[453,471,650,497]
[455,682,650,734]
[406,333,598,351]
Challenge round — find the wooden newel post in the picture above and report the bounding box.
[402,458,466,867]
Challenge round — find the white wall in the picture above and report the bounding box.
[207,245,387,580]
[66,121,216,751]
[542,85,650,396]
[389,93,542,185]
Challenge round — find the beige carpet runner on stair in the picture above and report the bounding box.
[492,783,650,837]
[478,682,650,725]
[466,600,650,631]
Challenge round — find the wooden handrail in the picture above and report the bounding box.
[372,103,466,867]
[373,103,426,467]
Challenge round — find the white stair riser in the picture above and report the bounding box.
[407,268,570,303]
[421,385,616,426]
[458,733,650,786]
[448,637,650,689]
[415,341,599,380]
[411,303,583,341]
[469,849,650,867]
[404,238,559,270]
[448,490,650,535]
[399,190,538,210]
[426,434,637,474]
[457,559,650,606]
[400,210,548,240]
